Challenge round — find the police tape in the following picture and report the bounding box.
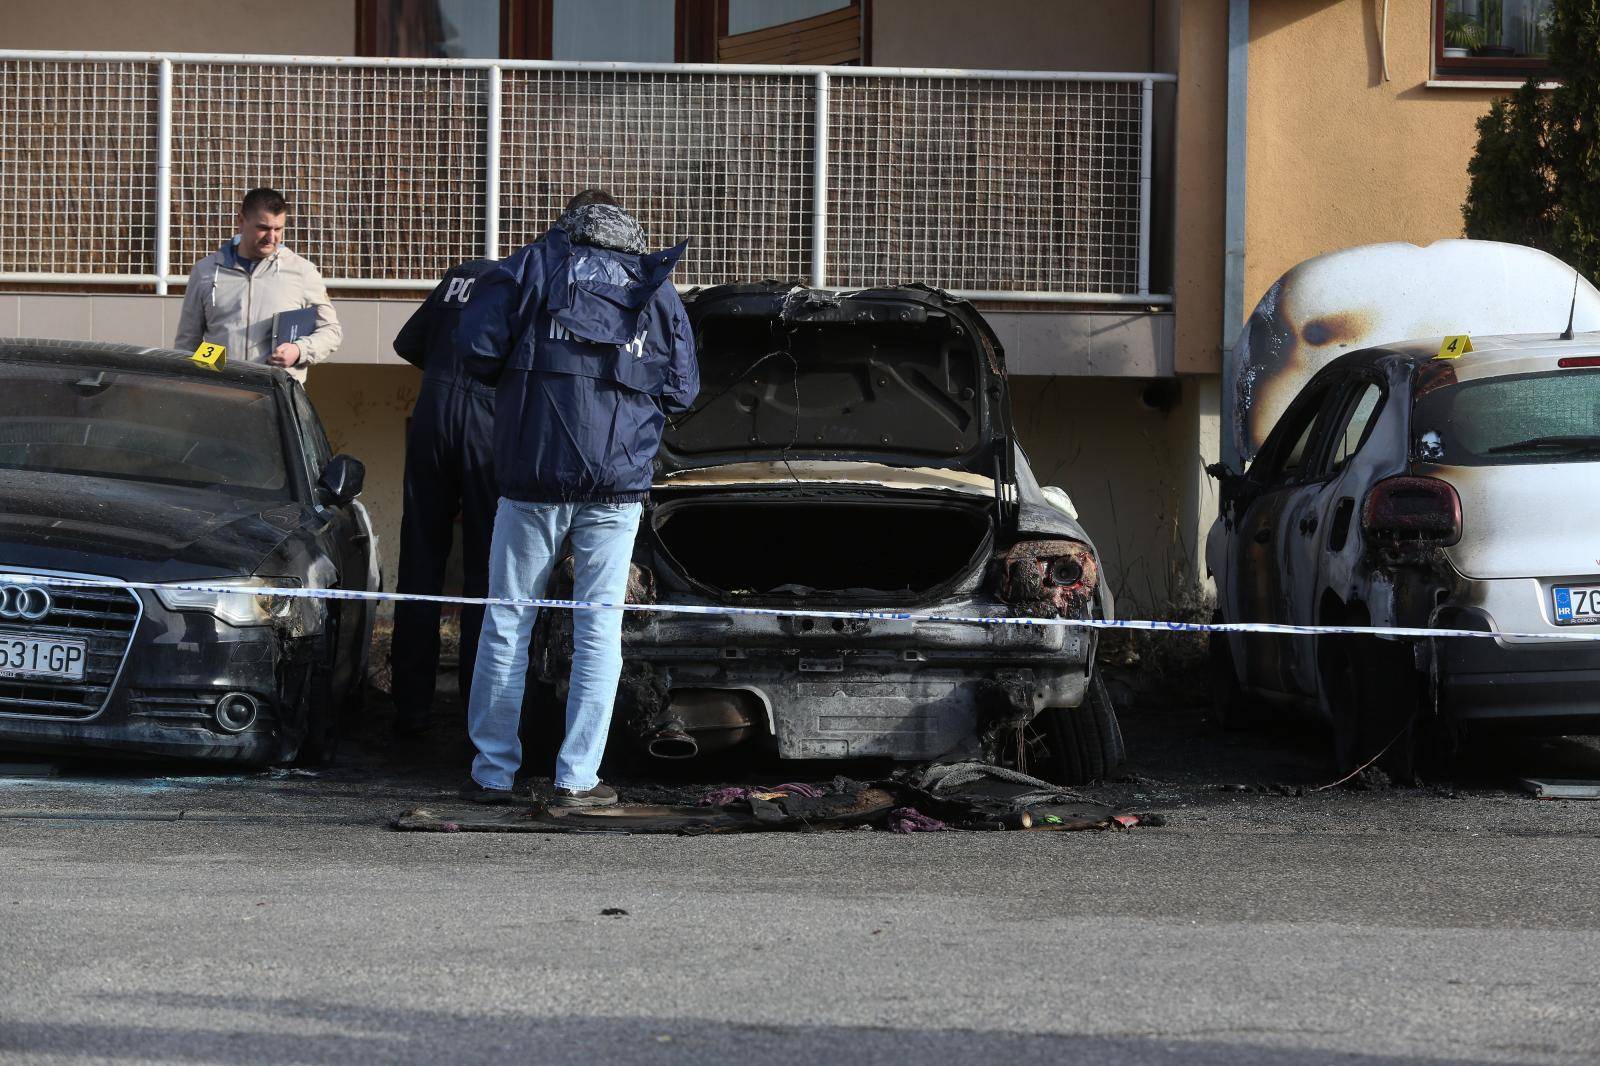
[10,572,1600,643]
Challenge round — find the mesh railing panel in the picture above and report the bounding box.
[0,58,1158,297]
[828,76,1144,294]
[499,70,814,286]
[0,60,158,276]
[169,64,487,282]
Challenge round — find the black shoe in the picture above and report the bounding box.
[459,780,524,805]
[552,783,618,808]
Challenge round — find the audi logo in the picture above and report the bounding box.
[0,585,51,621]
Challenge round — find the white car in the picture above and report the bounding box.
[1207,332,1600,779]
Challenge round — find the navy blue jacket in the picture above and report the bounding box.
[456,223,699,504]
[394,258,498,397]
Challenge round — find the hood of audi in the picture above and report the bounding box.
[0,469,294,583]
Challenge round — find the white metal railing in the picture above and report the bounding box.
[0,50,1175,305]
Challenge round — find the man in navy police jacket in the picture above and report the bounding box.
[454,190,699,807]
[388,257,498,738]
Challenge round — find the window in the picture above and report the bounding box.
[1436,0,1554,80]
[359,1,863,63]
[291,386,333,486]
[1254,388,1332,485]
[358,0,502,58]
[1328,382,1385,472]
[0,365,291,499]
[1411,369,1600,466]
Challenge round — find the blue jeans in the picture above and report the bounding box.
[467,498,642,792]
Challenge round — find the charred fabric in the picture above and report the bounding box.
[530,283,1116,784]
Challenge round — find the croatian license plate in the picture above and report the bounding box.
[1552,585,1600,626]
[0,632,88,681]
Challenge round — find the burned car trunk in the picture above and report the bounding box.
[652,491,994,602]
[534,285,1120,784]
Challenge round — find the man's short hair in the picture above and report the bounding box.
[241,187,288,216]
[564,189,619,213]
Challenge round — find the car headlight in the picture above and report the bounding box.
[154,577,306,629]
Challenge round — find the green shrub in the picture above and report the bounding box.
[1463,0,1600,279]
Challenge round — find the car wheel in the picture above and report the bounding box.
[1207,612,1253,728]
[294,653,342,767]
[1036,672,1126,786]
[1321,634,1440,784]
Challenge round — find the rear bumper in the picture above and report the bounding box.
[608,607,1096,760]
[1435,605,1600,727]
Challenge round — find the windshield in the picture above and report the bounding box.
[0,363,292,498]
[1412,369,1600,467]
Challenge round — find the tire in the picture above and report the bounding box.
[294,656,342,767]
[1038,672,1126,785]
[1321,634,1445,784]
[1207,613,1251,729]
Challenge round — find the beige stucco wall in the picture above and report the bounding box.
[3,0,355,54]
[1245,0,1503,309]
[1010,377,1207,615]
[1173,0,1228,374]
[304,367,417,594]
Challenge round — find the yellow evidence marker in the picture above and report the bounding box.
[191,342,227,371]
[1435,335,1473,360]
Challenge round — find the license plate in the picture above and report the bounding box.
[1553,585,1600,626]
[0,631,88,681]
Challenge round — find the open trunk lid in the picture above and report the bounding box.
[661,284,1013,482]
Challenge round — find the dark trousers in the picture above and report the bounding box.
[389,384,496,716]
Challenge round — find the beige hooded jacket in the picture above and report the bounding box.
[174,242,341,383]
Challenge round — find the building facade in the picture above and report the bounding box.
[0,0,1539,615]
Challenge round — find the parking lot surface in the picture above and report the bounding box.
[2,686,1598,1065]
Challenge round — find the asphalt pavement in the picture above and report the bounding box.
[1,678,1598,1065]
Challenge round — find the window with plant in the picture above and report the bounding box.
[1438,0,1555,76]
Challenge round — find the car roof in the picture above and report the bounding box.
[0,338,288,388]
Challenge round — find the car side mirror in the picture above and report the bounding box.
[1205,461,1254,519]
[317,454,365,505]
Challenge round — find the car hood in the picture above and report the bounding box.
[662,284,1013,479]
[0,470,296,582]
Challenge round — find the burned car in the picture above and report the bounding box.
[1208,334,1600,779]
[0,340,375,765]
[535,285,1121,784]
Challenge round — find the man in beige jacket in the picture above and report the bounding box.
[174,187,341,382]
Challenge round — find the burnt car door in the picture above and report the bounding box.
[1277,372,1389,698]
[1226,379,1345,696]
[286,383,371,698]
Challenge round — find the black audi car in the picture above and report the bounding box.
[0,340,375,765]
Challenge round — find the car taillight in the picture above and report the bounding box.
[1361,476,1462,545]
[998,540,1099,617]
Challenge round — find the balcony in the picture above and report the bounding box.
[0,50,1174,373]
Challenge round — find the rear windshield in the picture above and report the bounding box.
[1412,369,1600,467]
[0,363,291,497]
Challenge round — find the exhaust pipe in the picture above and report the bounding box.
[646,721,700,760]
[642,689,760,760]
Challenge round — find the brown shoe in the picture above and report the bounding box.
[552,783,618,808]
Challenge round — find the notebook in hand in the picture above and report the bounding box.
[270,307,318,349]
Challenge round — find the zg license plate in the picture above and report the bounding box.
[1553,585,1600,626]
[0,632,88,680]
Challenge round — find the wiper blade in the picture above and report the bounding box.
[1485,434,1600,455]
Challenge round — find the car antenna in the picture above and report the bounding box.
[1559,269,1581,341]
